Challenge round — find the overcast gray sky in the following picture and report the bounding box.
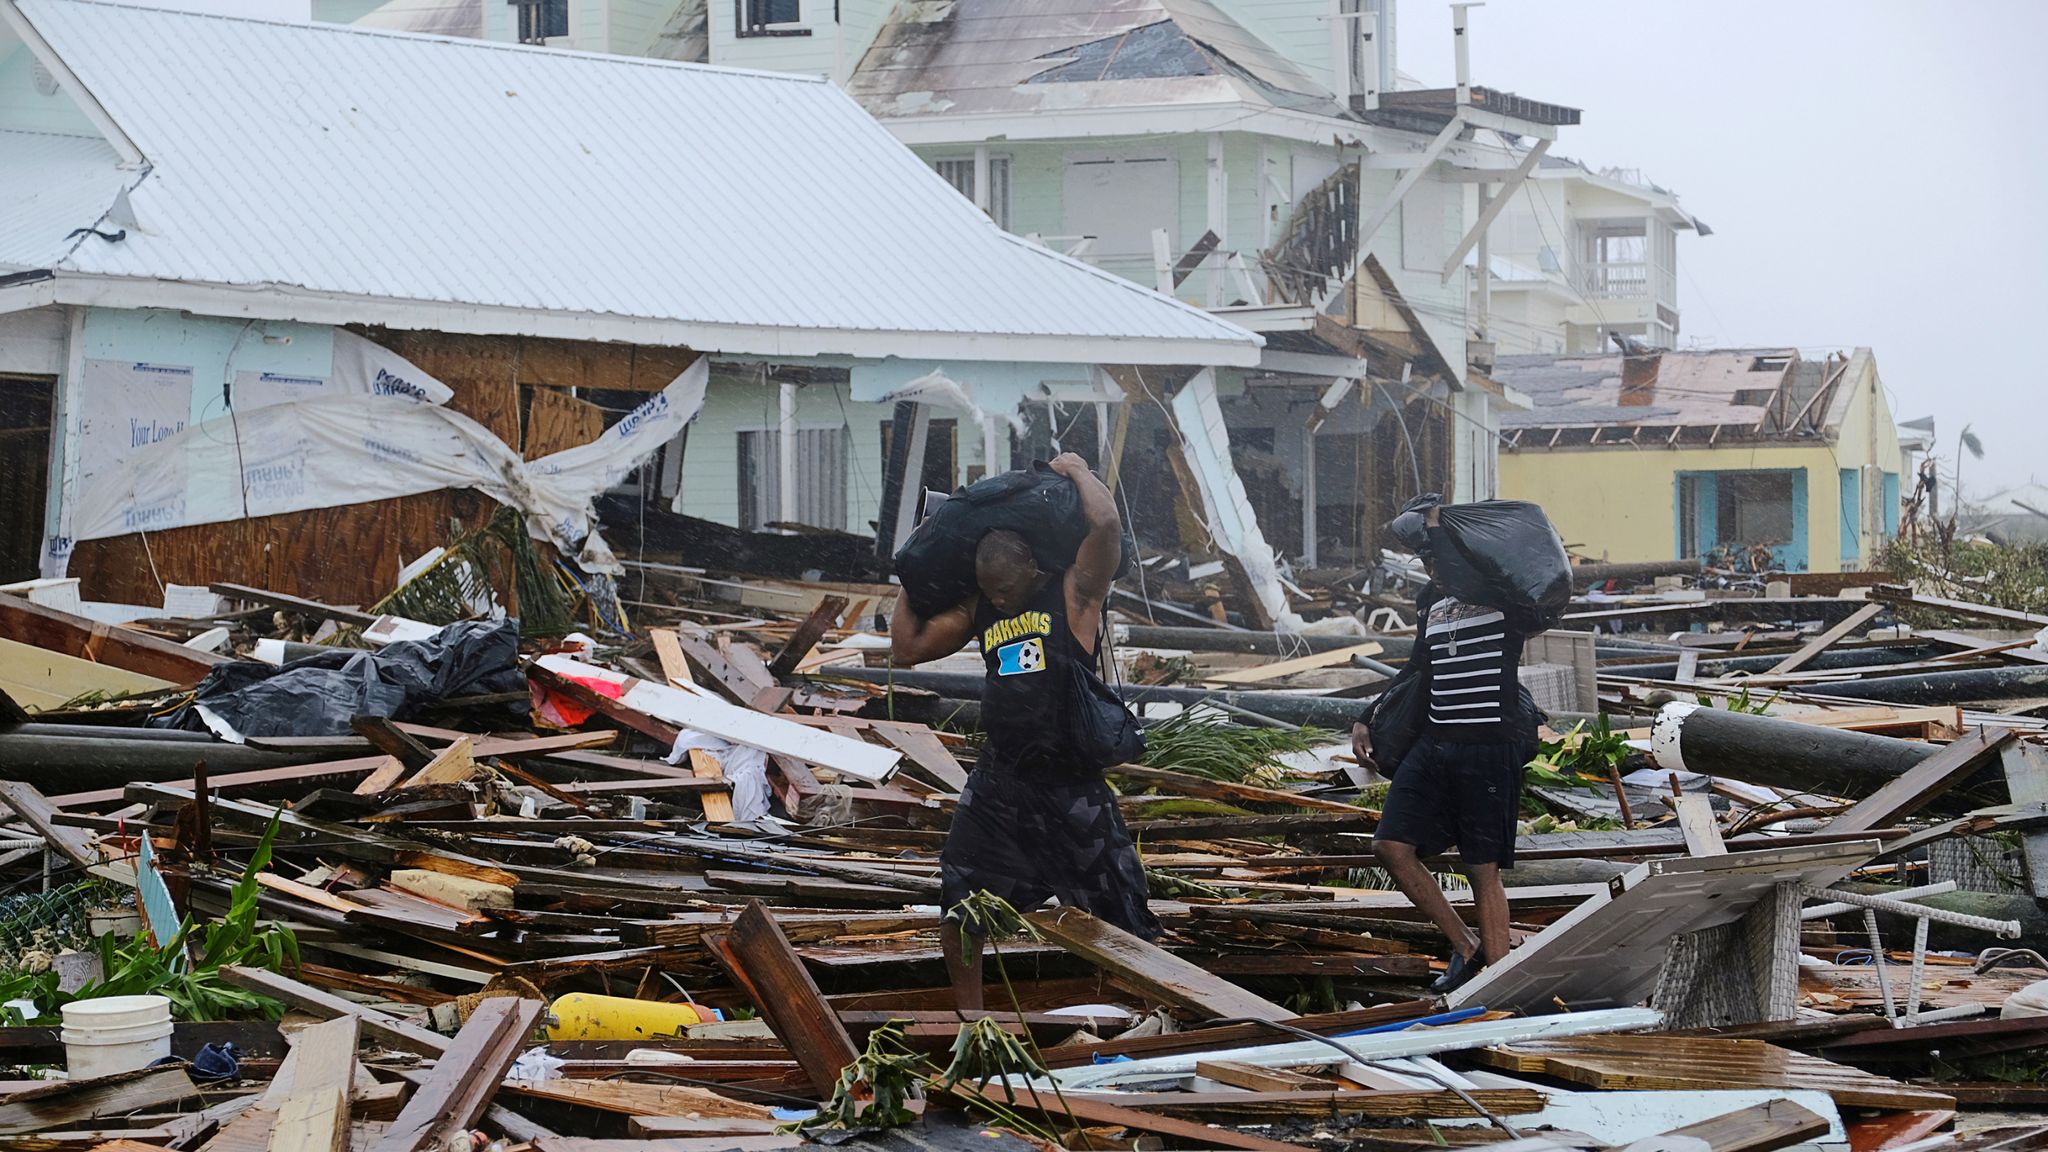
[1401,0,2046,502]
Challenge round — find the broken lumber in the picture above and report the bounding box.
[1027,907,1294,1022]
[704,900,861,1098]
[370,996,542,1152]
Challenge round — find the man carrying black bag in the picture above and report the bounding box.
[1354,497,1546,995]
[891,452,1158,1010]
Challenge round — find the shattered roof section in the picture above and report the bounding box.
[1495,349,1802,431]
[849,0,1340,122]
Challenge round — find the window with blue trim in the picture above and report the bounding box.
[1881,471,1901,538]
[1840,469,1861,563]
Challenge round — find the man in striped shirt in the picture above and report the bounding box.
[1355,503,1536,995]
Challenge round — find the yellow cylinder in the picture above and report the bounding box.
[544,993,715,1041]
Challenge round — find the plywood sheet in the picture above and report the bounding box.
[1473,1034,1954,1111]
[1449,841,1877,1013]
[0,637,174,709]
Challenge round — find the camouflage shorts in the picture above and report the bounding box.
[939,767,1160,941]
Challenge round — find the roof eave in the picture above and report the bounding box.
[41,272,1263,368]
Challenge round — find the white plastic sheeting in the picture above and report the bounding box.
[67,342,708,575]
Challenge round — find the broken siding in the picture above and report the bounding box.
[1357,166,1468,382]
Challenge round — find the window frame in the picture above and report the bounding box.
[932,155,1013,231]
[737,0,809,38]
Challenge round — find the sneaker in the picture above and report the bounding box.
[1430,949,1488,995]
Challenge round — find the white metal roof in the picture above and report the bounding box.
[2,0,1260,366]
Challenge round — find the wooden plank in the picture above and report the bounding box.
[369,997,540,1152]
[1026,907,1293,1022]
[348,718,433,772]
[1766,602,1886,675]
[397,738,478,790]
[500,1078,770,1121]
[349,758,408,797]
[0,593,224,683]
[704,901,860,1098]
[1474,1035,1955,1111]
[1203,953,1428,979]
[649,630,694,689]
[767,595,848,679]
[1672,793,1727,857]
[267,1016,357,1152]
[533,1140,798,1152]
[1871,587,2048,630]
[0,1068,198,1136]
[1193,1062,1331,1093]
[958,1084,1308,1152]
[1649,1098,1831,1152]
[1073,1088,1547,1119]
[1829,727,2014,835]
[872,726,968,792]
[532,656,898,781]
[219,968,448,1058]
[0,782,100,868]
[1201,642,1386,685]
[687,749,735,824]
[624,1119,783,1139]
[1109,763,1360,813]
[208,585,379,630]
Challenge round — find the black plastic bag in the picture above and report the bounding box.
[1359,662,1426,775]
[892,463,1136,619]
[1066,661,1146,771]
[151,618,527,738]
[1390,495,1570,632]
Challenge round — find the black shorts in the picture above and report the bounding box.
[939,767,1161,940]
[1374,733,1527,868]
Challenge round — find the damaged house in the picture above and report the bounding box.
[1494,347,1909,574]
[328,0,1587,577]
[0,0,1262,611]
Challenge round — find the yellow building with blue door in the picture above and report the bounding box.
[1494,348,1904,574]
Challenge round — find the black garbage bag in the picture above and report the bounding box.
[893,463,1136,619]
[151,618,527,738]
[1390,494,1571,632]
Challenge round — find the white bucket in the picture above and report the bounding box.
[61,995,173,1078]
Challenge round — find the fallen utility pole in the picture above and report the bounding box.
[1649,703,1979,799]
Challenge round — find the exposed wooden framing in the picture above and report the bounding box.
[1027,907,1293,1022]
[1765,602,1886,676]
[704,901,861,1098]
[370,997,542,1152]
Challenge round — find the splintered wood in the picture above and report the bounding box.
[1475,1035,1957,1111]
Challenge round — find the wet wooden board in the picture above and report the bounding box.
[370,997,541,1152]
[1656,1098,1832,1152]
[1474,1034,1956,1111]
[1027,907,1294,1022]
[1828,727,2014,835]
[705,900,861,1098]
[1096,1088,1547,1119]
[0,1067,198,1135]
[502,1078,773,1121]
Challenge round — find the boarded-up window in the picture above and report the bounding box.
[738,427,847,532]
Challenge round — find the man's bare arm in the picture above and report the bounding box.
[1053,453,1120,605]
[890,595,978,666]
